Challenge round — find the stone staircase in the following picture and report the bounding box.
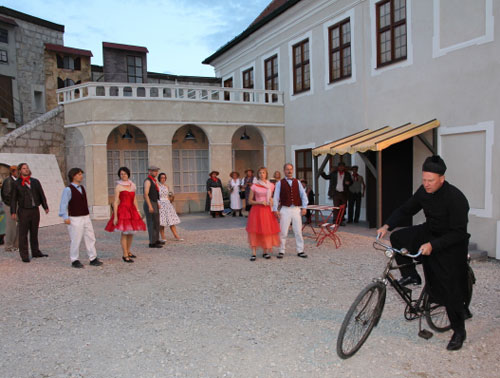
[0,117,16,137]
[468,242,488,261]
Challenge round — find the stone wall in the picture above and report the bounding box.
[0,106,66,180]
[11,17,63,124]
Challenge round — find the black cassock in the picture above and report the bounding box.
[386,181,470,330]
[205,178,223,212]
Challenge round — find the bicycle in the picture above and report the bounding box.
[336,237,475,359]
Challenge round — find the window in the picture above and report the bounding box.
[56,55,81,70]
[172,149,209,193]
[242,67,254,102]
[264,54,278,103]
[329,19,351,82]
[292,39,310,94]
[376,0,407,67]
[107,150,148,195]
[127,56,143,83]
[0,28,7,44]
[223,77,233,101]
[0,50,7,63]
[295,149,312,183]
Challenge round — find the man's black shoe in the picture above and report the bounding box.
[72,260,84,268]
[89,258,103,266]
[446,331,466,351]
[156,240,166,245]
[33,251,48,258]
[464,308,473,320]
[22,258,30,263]
[397,275,422,286]
[149,243,162,248]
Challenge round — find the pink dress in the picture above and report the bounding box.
[245,183,280,249]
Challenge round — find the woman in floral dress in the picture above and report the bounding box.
[158,173,182,241]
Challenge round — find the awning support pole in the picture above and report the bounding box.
[314,155,319,205]
[358,152,377,179]
[376,150,383,228]
[417,127,439,155]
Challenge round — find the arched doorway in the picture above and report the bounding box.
[106,125,148,200]
[232,126,264,175]
[172,125,209,193]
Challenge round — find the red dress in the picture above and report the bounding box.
[105,190,146,233]
[245,183,280,248]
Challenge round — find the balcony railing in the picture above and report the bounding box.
[56,82,284,106]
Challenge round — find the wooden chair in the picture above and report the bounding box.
[316,204,346,248]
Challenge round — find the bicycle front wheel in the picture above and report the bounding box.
[337,281,386,359]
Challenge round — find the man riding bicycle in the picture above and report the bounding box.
[377,155,470,351]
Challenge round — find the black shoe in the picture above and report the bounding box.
[89,258,103,266]
[277,253,284,259]
[128,254,137,259]
[347,220,353,224]
[464,308,473,320]
[72,260,84,268]
[149,243,162,248]
[156,240,166,245]
[354,220,359,223]
[33,251,48,258]
[250,255,256,261]
[232,213,236,217]
[447,331,466,351]
[263,253,271,259]
[122,256,134,263]
[397,275,422,286]
[297,252,308,258]
[22,258,30,263]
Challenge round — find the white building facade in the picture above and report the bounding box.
[204,0,500,258]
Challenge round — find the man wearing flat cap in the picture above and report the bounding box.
[377,155,471,351]
[143,165,163,248]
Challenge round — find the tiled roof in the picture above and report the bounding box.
[102,42,149,53]
[45,43,93,57]
[203,0,301,65]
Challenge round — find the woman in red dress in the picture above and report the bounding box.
[245,167,280,261]
[105,167,146,262]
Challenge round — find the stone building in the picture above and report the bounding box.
[44,43,92,111]
[0,6,64,126]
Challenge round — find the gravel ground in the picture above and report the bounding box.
[1,214,499,378]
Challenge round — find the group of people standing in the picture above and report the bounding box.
[0,163,182,268]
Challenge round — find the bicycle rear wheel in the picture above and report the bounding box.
[423,291,451,332]
[337,281,386,359]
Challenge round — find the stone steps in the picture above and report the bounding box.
[468,242,488,261]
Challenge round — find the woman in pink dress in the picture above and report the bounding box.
[105,167,146,263]
[245,167,280,261]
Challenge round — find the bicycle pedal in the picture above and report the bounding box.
[418,329,433,340]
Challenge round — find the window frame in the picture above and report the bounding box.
[292,39,311,95]
[223,77,233,101]
[295,148,313,183]
[375,0,407,68]
[264,54,279,103]
[126,55,143,83]
[0,49,7,63]
[0,28,8,44]
[328,18,352,83]
[242,67,254,102]
[172,149,209,193]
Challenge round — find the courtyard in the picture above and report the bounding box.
[1,215,499,377]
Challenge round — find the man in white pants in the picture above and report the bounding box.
[273,163,309,259]
[59,168,103,268]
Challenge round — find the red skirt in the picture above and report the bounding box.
[105,204,146,233]
[245,204,280,248]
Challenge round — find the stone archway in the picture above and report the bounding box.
[232,126,264,175]
[106,124,148,201]
[171,124,209,194]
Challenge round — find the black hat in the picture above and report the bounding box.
[422,155,446,175]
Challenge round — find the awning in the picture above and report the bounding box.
[312,119,440,156]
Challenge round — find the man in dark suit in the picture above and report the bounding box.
[10,163,49,262]
[320,161,352,225]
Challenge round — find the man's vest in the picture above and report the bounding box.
[279,178,301,207]
[68,185,90,216]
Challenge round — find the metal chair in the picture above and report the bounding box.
[316,204,346,248]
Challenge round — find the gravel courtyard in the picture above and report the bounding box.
[1,214,499,378]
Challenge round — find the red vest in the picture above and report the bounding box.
[279,178,301,207]
[68,185,90,217]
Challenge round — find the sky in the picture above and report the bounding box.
[4,0,271,77]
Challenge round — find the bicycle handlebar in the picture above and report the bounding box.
[375,235,422,258]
